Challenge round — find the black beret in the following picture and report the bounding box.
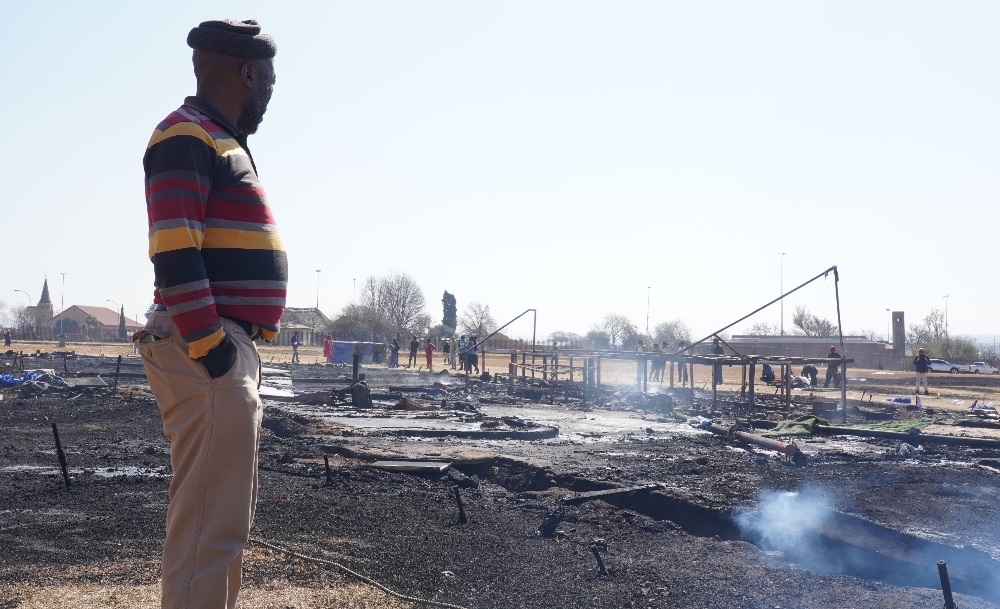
[187,19,277,59]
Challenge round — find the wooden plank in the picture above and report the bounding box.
[562,483,662,504]
[370,460,452,473]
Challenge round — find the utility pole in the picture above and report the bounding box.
[778,252,786,335]
[943,295,949,338]
[646,286,650,336]
[315,269,321,309]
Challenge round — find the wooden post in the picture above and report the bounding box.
[597,357,602,387]
[51,422,71,489]
[569,356,574,383]
[748,363,756,409]
[521,352,526,380]
[531,353,536,379]
[841,360,848,424]
[542,355,548,381]
[509,353,516,388]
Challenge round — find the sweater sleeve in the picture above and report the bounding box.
[144,123,228,360]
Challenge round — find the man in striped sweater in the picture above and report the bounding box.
[137,19,286,609]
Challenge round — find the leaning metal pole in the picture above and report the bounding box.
[832,267,847,424]
[682,266,839,352]
[477,308,537,352]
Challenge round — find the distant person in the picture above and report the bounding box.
[323,335,334,363]
[913,348,931,395]
[466,336,480,374]
[449,337,457,369]
[824,345,841,388]
[712,337,724,386]
[290,330,301,363]
[458,335,468,371]
[801,364,819,387]
[3,329,10,347]
[425,338,436,370]
[676,341,688,386]
[408,335,419,367]
[442,338,451,365]
[389,337,400,368]
[760,363,775,383]
[139,18,284,609]
[651,343,666,382]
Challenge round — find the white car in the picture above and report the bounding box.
[968,361,999,374]
[928,359,960,373]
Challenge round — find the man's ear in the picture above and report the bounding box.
[241,62,254,87]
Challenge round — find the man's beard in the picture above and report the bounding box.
[236,85,273,135]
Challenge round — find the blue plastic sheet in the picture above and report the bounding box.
[0,370,65,387]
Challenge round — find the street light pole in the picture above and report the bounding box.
[885,308,890,344]
[778,252,786,335]
[646,286,650,336]
[315,269,321,309]
[14,289,31,304]
[60,273,66,339]
[943,295,949,339]
[353,278,357,304]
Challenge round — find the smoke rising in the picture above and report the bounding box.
[735,485,1000,602]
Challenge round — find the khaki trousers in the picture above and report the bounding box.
[140,312,262,609]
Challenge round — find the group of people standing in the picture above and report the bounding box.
[636,340,690,385]
[386,334,480,373]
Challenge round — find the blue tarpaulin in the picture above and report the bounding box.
[0,370,66,387]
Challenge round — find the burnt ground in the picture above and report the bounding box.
[4,354,1000,608]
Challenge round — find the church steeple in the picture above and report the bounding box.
[38,277,52,306]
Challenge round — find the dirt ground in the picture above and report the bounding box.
[4,343,1000,608]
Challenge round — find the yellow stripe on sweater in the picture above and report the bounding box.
[149,227,205,258]
[147,122,217,150]
[202,228,286,251]
[187,327,226,360]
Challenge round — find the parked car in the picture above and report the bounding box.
[967,361,999,374]
[928,359,960,373]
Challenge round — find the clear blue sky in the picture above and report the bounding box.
[3,1,998,342]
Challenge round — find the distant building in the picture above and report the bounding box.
[277,307,331,346]
[50,305,143,342]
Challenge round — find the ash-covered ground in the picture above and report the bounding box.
[3,353,1000,608]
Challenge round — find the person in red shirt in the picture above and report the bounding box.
[323,335,334,363]
[425,338,436,370]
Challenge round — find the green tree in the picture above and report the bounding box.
[117,306,127,341]
[360,272,427,336]
[442,291,457,329]
[82,315,100,340]
[791,306,837,337]
[459,302,496,338]
[328,304,392,342]
[907,308,977,359]
[907,309,944,351]
[585,329,610,350]
[743,321,779,336]
[653,320,692,347]
[594,314,636,349]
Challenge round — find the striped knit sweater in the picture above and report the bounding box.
[144,97,287,360]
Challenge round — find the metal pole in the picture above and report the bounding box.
[778,252,786,335]
[683,265,837,353]
[937,561,957,609]
[943,295,949,338]
[315,269,321,309]
[646,286,650,336]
